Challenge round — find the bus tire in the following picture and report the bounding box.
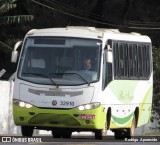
[95,119,107,140]
[52,130,72,138]
[114,130,124,139]
[52,130,62,138]
[95,116,109,140]
[95,129,107,140]
[21,126,33,137]
[62,131,72,138]
[125,115,136,138]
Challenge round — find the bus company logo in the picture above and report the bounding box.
[2,137,12,142]
[52,100,57,106]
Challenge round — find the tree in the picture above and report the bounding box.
[0,0,34,52]
[0,0,33,25]
[0,0,34,79]
[152,46,160,129]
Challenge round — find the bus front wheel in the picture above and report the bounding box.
[21,126,34,137]
[95,119,107,139]
[95,129,107,140]
[52,130,72,138]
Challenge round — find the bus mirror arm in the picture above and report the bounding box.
[0,69,6,77]
[11,41,22,63]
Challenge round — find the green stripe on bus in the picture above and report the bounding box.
[111,112,134,125]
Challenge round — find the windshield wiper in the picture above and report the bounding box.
[51,72,90,86]
[22,72,59,88]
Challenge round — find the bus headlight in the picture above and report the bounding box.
[13,99,33,109]
[76,102,100,111]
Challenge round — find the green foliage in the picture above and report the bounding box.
[0,2,16,14]
[0,15,34,25]
[152,46,160,124]
[0,0,33,53]
[0,0,34,25]
[0,37,18,53]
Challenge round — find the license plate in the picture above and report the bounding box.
[80,114,95,120]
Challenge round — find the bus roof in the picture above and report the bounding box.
[26,26,151,42]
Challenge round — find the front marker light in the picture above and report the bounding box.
[26,104,33,109]
[19,102,25,108]
[76,102,100,111]
[85,104,91,110]
[78,106,85,111]
[13,99,33,109]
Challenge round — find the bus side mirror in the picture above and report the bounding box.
[11,51,18,63]
[106,45,112,63]
[11,41,22,63]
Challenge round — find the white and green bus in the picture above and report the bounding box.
[11,27,153,139]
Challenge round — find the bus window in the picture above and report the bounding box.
[113,41,151,80]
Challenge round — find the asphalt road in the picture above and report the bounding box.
[0,136,160,145]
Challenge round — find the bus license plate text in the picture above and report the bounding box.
[80,114,95,120]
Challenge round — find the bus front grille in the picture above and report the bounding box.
[28,113,80,126]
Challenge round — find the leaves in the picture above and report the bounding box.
[152,46,160,125]
[0,15,34,25]
[0,3,16,14]
[0,0,17,12]
[0,0,34,25]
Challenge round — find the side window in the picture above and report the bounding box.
[143,45,149,78]
[113,43,128,79]
[146,45,151,77]
[102,50,112,90]
[143,46,148,77]
[113,40,151,80]
[106,63,112,85]
[129,44,133,77]
[119,44,125,77]
[129,44,138,78]
[137,45,151,79]
[132,45,138,77]
[124,44,129,77]
[138,45,143,78]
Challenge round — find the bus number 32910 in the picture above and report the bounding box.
[60,101,74,106]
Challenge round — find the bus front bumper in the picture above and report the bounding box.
[13,104,106,130]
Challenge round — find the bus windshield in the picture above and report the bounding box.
[18,37,101,86]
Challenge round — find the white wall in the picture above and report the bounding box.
[0,81,20,134]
